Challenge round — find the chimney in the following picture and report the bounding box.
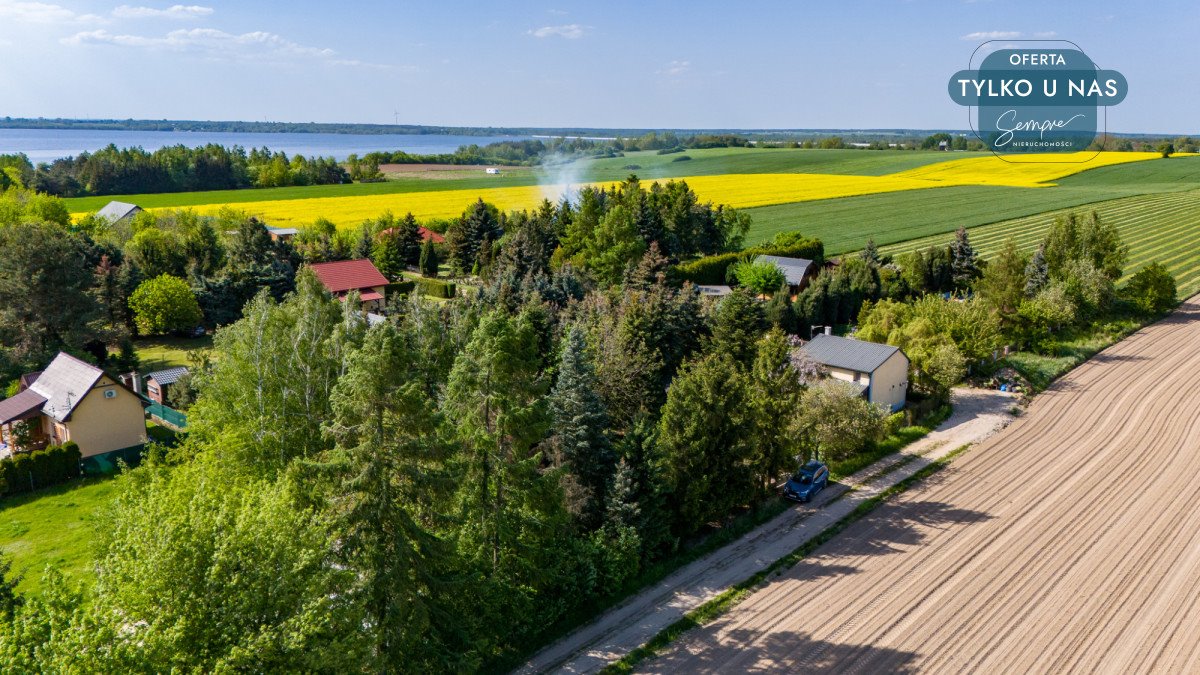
[824,326,832,336]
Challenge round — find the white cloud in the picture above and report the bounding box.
[961,30,1022,41]
[61,27,395,68]
[1032,31,1058,38]
[528,23,584,39]
[657,60,690,76]
[112,4,214,20]
[0,1,102,24]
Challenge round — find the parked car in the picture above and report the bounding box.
[784,460,829,503]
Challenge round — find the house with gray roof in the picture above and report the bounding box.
[96,201,143,225]
[0,353,148,458]
[755,255,816,291]
[143,366,189,405]
[798,334,909,411]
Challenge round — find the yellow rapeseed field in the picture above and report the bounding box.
[116,151,1165,227]
[889,151,1165,187]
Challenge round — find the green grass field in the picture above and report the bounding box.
[878,189,1200,297]
[63,148,982,214]
[743,156,1200,252]
[0,477,118,593]
[132,335,212,372]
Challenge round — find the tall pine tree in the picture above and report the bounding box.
[549,325,614,525]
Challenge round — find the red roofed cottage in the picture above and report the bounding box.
[309,259,390,311]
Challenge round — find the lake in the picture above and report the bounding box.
[0,128,535,163]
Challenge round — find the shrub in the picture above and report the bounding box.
[386,281,416,297]
[671,155,692,162]
[1124,262,1177,315]
[416,277,456,299]
[129,274,204,335]
[673,236,825,285]
[0,443,83,496]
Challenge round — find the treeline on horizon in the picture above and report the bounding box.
[0,145,350,198]
[4,130,1195,200]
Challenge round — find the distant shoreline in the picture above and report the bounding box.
[0,118,1185,140]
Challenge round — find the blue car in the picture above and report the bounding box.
[784,460,829,503]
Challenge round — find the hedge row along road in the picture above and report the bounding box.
[880,188,1200,297]
[646,295,1200,674]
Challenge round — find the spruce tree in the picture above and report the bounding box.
[1025,244,1049,296]
[324,321,451,667]
[419,236,438,277]
[549,325,614,525]
[372,230,405,281]
[860,238,881,266]
[709,287,766,367]
[949,226,981,291]
[397,212,423,265]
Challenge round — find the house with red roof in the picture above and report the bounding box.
[0,353,148,459]
[378,225,446,244]
[309,259,390,311]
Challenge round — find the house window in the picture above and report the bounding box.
[104,389,117,399]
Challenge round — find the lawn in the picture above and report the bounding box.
[132,335,212,372]
[0,477,118,593]
[743,155,1200,251]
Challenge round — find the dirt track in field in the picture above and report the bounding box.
[646,297,1200,674]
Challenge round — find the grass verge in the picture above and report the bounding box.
[0,476,118,594]
[601,444,973,674]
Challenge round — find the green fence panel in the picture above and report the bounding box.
[80,444,146,476]
[146,402,188,430]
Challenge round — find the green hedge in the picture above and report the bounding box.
[415,277,457,299]
[386,280,416,296]
[0,441,81,497]
[673,237,825,285]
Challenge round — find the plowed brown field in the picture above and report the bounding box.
[647,297,1200,674]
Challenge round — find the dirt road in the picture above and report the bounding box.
[647,297,1200,674]
[520,389,1015,674]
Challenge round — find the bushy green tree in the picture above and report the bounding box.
[0,221,101,377]
[655,353,754,535]
[797,379,887,461]
[732,259,786,295]
[1124,262,1177,315]
[189,270,350,471]
[128,274,203,335]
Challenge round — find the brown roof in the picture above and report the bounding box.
[378,226,445,244]
[18,371,43,390]
[0,388,47,425]
[309,259,390,293]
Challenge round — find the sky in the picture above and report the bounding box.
[0,0,1195,133]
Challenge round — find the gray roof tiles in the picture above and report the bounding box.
[799,335,903,374]
[755,255,814,286]
[145,366,189,386]
[28,353,105,422]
